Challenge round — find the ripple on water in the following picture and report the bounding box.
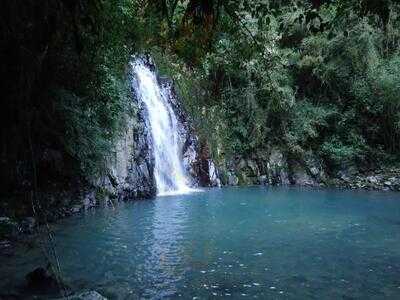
[1,187,400,299]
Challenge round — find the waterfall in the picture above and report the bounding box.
[132,59,193,196]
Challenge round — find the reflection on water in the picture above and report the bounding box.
[141,196,188,298]
[1,186,400,299]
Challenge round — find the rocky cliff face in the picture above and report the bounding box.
[219,149,295,187]
[90,61,220,205]
[223,150,323,188]
[106,102,156,200]
[217,148,400,191]
[159,77,221,188]
[75,71,158,210]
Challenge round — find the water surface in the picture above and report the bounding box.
[2,187,400,299]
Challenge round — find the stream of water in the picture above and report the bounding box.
[132,60,192,196]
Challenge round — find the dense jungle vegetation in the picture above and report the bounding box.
[1,0,400,214]
[147,0,400,173]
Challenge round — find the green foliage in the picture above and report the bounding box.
[5,0,400,196]
[320,134,367,167]
[53,0,141,178]
[286,101,336,154]
[285,2,400,169]
[61,0,143,178]
[352,54,400,153]
[1,0,144,189]
[55,76,131,177]
[147,0,400,172]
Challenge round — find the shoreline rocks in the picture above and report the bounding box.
[330,169,400,191]
[25,267,60,294]
[214,149,399,192]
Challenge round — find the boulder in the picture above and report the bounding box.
[267,149,290,185]
[0,239,13,256]
[259,175,268,185]
[0,217,18,238]
[0,217,11,222]
[367,175,379,184]
[337,170,351,182]
[208,160,221,187]
[303,152,326,182]
[234,159,261,185]
[25,267,60,294]
[287,153,327,186]
[289,163,316,186]
[19,217,36,234]
[238,173,252,185]
[227,173,239,186]
[83,192,97,210]
[71,205,82,214]
[246,159,260,177]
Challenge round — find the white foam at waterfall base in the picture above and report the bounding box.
[132,60,197,196]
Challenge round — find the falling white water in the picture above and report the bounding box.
[132,60,193,196]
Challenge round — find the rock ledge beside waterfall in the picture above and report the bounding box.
[216,148,400,192]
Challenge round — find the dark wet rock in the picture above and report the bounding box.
[212,147,399,191]
[78,65,159,203]
[19,217,36,234]
[227,172,239,186]
[208,160,221,187]
[234,159,261,185]
[303,152,326,183]
[267,149,290,185]
[25,267,60,294]
[83,191,97,210]
[247,160,260,177]
[160,78,220,187]
[0,217,12,223]
[191,142,222,187]
[259,175,268,185]
[290,165,316,186]
[330,167,400,191]
[337,170,351,182]
[121,100,156,199]
[0,217,18,238]
[99,86,157,201]
[367,175,379,184]
[0,239,14,256]
[71,205,82,214]
[287,153,326,186]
